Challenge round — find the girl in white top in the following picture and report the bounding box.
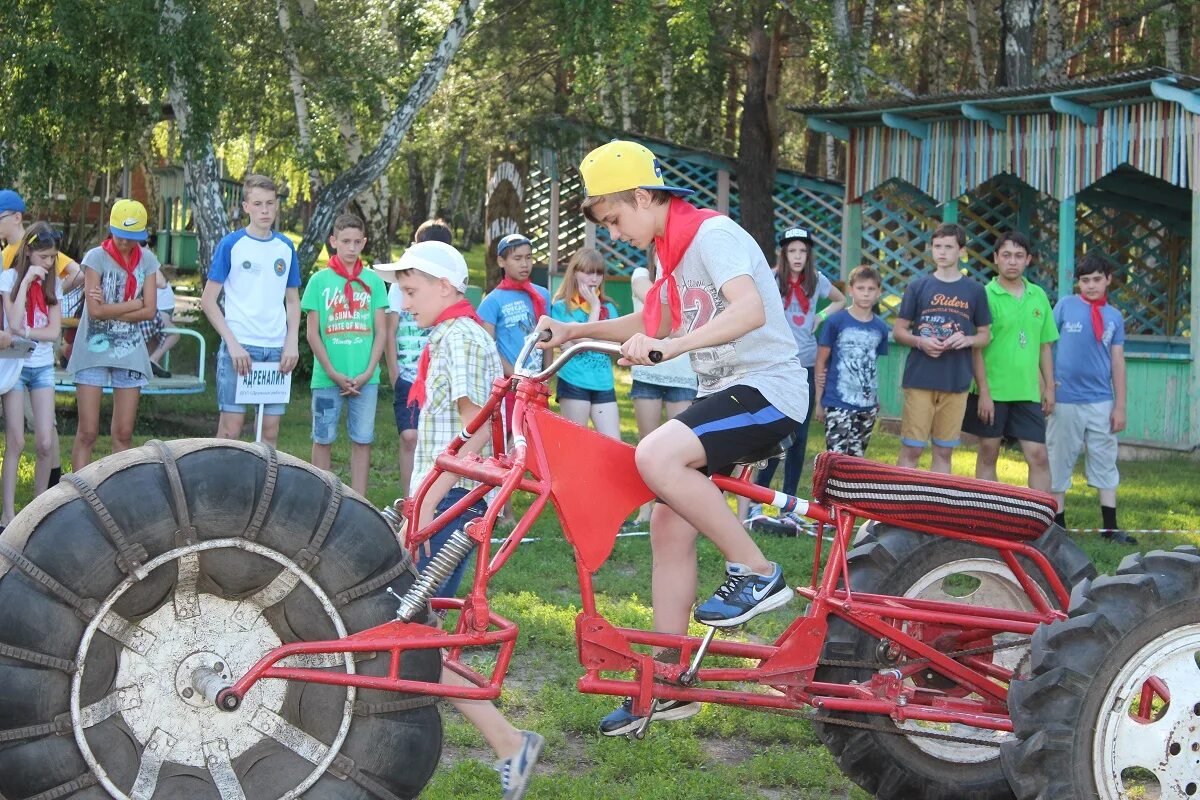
[0,223,64,524]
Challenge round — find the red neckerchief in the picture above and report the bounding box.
[26,279,48,327]
[407,299,484,408]
[101,238,141,301]
[1084,294,1107,342]
[644,197,721,335]
[569,292,610,320]
[786,277,811,314]
[497,277,547,320]
[328,255,368,311]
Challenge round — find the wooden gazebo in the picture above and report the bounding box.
[794,67,1200,451]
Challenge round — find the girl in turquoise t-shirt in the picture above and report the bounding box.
[550,248,620,439]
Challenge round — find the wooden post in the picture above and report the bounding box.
[1058,194,1077,301]
[1190,188,1200,448]
[841,200,863,282]
[548,179,560,275]
[717,169,730,215]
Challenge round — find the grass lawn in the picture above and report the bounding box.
[3,265,1198,798]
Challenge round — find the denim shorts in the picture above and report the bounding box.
[73,366,148,389]
[416,487,486,599]
[556,377,617,404]
[392,377,420,432]
[216,342,288,415]
[629,379,698,404]
[18,363,55,391]
[311,383,379,445]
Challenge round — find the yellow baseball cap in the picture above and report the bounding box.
[109,198,148,241]
[578,140,693,198]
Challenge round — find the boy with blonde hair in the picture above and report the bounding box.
[537,140,806,735]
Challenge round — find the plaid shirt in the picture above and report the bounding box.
[409,317,504,495]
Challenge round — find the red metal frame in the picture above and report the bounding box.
[222,372,1070,734]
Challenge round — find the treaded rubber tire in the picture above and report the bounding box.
[1000,545,1200,800]
[0,439,442,799]
[814,522,1096,800]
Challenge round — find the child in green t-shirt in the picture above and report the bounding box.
[300,213,388,494]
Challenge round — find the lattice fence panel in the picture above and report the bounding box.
[526,166,555,268]
[775,180,844,282]
[958,174,1059,299]
[1076,204,1190,337]
[861,180,940,321]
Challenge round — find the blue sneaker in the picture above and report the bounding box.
[494,730,544,800]
[694,562,793,627]
[599,697,702,737]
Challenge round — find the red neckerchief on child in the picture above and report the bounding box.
[786,277,811,314]
[497,277,547,320]
[569,292,610,320]
[644,197,721,335]
[1084,294,1108,341]
[407,299,484,408]
[25,278,48,327]
[101,238,141,301]
[328,255,368,311]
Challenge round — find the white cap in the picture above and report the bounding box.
[374,241,468,290]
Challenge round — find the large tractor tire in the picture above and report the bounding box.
[0,439,443,800]
[814,522,1096,800]
[1001,545,1200,800]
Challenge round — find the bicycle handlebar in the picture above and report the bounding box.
[513,331,662,382]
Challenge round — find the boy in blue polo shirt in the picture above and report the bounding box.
[202,174,301,446]
[1047,252,1132,543]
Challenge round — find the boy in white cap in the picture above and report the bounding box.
[385,240,543,800]
[536,140,808,735]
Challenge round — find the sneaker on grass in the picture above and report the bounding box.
[495,730,544,800]
[598,697,702,737]
[743,503,768,530]
[694,562,793,627]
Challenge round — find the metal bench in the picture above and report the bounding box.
[54,327,207,395]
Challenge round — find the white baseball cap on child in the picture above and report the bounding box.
[375,241,468,291]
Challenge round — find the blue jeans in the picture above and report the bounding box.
[311,384,379,445]
[216,342,288,414]
[417,487,487,599]
[754,372,815,497]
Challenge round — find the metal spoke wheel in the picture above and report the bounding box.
[0,439,443,800]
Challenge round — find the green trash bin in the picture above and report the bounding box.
[154,232,171,266]
[170,231,199,271]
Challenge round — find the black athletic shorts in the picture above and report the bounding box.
[961,394,1047,443]
[674,384,801,475]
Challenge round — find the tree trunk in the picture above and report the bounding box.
[1043,0,1067,82]
[1164,3,1183,70]
[428,155,445,217]
[999,0,1042,87]
[596,50,615,127]
[830,0,866,101]
[446,140,470,227]
[160,0,229,274]
[620,66,633,131]
[295,0,482,273]
[736,4,783,262]
[966,0,990,89]
[661,48,675,140]
[407,152,428,235]
[723,61,739,150]
[277,0,322,198]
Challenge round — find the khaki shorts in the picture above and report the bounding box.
[900,388,968,448]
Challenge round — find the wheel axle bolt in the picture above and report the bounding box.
[181,688,193,699]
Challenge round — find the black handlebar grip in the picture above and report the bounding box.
[538,329,553,342]
[649,351,663,363]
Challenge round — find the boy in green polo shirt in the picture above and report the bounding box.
[964,231,1058,490]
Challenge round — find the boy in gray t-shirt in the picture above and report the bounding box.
[538,140,807,737]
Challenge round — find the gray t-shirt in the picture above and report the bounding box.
[672,216,809,423]
[67,245,159,378]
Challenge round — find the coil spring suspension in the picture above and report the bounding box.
[380,498,405,533]
[393,528,474,621]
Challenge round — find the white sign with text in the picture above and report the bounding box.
[234,362,292,406]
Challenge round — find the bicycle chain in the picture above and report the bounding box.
[814,635,1032,670]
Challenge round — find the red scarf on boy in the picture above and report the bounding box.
[328,255,368,311]
[786,277,811,314]
[25,279,48,327]
[643,197,721,336]
[1084,294,1108,342]
[497,276,547,320]
[101,238,141,301]
[407,299,484,408]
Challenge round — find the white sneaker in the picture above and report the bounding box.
[782,511,816,536]
[744,503,767,529]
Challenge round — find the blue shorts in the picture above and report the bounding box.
[73,366,148,389]
[556,377,617,404]
[17,364,55,391]
[630,379,697,404]
[393,377,420,433]
[417,487,486,599]
[674,384,800,476]
[216,342,288,415]
[311,383,379,445]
